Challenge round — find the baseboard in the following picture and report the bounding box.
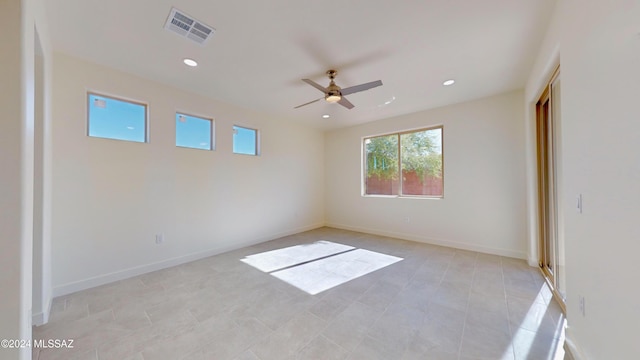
[31,297,51,326]
[32,313,43,327]
[564,331,584,360]
[53,222,324,297]
[326,222,527,259]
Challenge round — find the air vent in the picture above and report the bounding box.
[164,7,215,45]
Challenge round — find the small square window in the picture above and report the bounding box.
[87,93,147,143]
[233,125,259,156]
[175,113,214,150]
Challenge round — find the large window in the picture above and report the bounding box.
[364,126,443,197]
[175,113,213,150]
[87,93,147,143]
[233,125,259,156]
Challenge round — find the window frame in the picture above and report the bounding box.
[86,91,149,143]
[232,124,260,156]
[362,125,444,199]
[175,111,215,151]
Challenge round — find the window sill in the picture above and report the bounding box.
[362,194,443,200]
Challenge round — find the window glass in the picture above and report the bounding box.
[88,93,146,143]
[364,134,399,195]
[233,125,258,155]
[176,113,213,150]
[400,128,443,196]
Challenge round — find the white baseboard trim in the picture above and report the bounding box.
[326,222,527,259]
[564,331,584,360]
[31,297,51,326]
[53,223,324,297]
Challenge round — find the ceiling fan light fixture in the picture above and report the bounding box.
[325,94,342,103]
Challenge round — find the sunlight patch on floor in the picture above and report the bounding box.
[241,241,403,295]
[240,240,354,273]
[509,283,567,360]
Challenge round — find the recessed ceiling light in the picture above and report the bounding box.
[322,114,330,119]
[183,58,198,67]
[443,79,455,86]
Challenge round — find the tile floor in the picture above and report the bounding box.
[33,227,566,360]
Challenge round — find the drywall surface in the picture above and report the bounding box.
[0,0,52,358]
[32,20,54,327]
[525,0,640,357]
[0,2,29,359]
[325,90,527,258]
[51,53,325,295]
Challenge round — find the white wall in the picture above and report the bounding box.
[0,0,52,358]
[525,0,640,358]
[325,90,528,259]
[51,53,325,295]
[32,24,54,327]
[0,2,28,358]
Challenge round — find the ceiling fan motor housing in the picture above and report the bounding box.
[325,74,342,102]
[325,87,342,102]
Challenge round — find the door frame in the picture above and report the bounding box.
[535,65,566,312]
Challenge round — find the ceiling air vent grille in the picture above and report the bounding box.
[164,8,214,45]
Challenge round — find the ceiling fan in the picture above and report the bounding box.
[294,70,383,110]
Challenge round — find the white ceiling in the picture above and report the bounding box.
[45,0,556,130]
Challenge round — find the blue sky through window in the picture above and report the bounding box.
[233,125,257,155]
[176,113,213,150]
[88,94,146,142]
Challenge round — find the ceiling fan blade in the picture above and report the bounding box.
[338,96,355,109]
[302,79,327,93]
[341,80,383,96]
[294,98,322,109]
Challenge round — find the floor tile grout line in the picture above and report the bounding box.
[501,255,518,360]
[456,251,479,359]
[317,333,351,356]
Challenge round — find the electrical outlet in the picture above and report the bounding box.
[579,295,586,316]
[155,234,164,245]
[405,216,411,223]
